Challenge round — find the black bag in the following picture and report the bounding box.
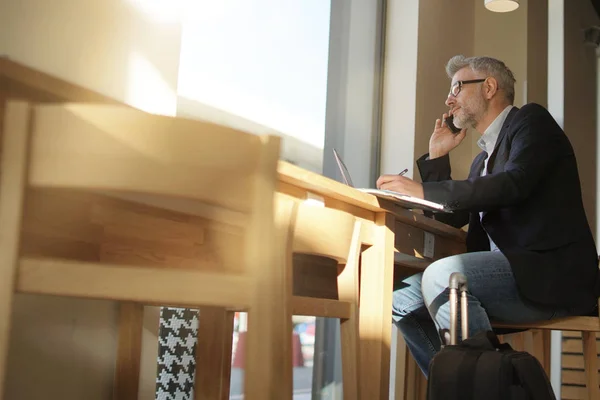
[426,272,556,400]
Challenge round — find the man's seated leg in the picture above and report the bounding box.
[392,273,442,376]
[421,251,562,342]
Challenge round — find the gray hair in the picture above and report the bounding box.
[446,55,516,104]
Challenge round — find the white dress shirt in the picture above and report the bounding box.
[477,105,514,252]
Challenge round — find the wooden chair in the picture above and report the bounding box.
[493,301,600,400]
[0,101,284,400]
[194,194,366,399]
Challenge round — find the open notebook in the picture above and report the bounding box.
[333,149,450,213]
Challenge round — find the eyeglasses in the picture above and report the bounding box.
[449,79,486,97]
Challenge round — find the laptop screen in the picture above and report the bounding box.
[333,148,354,187]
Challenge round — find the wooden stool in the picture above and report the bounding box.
[0,101,284,400]
[494,305,600,400]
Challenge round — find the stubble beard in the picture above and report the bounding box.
[454,95,487,130]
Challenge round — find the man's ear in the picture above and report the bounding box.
[483,77,499,99]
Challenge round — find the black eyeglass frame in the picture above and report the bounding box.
[449,79,486,97]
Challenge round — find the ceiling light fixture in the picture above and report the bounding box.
[484,0,520,12]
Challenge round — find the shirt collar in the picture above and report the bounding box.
[477,105,514,154]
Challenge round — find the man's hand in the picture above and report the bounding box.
[376,175,424,199]
[429,113,467,159]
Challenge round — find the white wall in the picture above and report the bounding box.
[1,0,182,115]
[380,0,419,180]
[547,3,566,393]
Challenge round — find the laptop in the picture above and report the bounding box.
[333,148,355,187]
[332,148,448,213]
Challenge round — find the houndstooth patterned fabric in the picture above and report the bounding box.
[156,307,199,400]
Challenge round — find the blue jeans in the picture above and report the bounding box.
[392,251,587,377]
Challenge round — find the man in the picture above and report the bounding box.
[377,55,600,376]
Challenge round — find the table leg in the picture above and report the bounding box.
[392,328,409,399]
[358,213,395,399]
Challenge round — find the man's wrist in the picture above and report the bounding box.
[428,151,445,160]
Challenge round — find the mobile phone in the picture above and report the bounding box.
[444,115,461,134]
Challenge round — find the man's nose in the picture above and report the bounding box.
[445,95,454,107]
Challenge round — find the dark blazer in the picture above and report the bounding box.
[418,103,600,310]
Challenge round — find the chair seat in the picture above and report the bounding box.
[292,296,352,319]
[492,316,600,332]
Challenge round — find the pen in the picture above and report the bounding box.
[398,168,408,176]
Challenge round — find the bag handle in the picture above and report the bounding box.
[449,272,468,345]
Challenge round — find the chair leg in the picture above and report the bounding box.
[582,331,599,399]
[582,331,599,400]
[542,330,552,377]
[358,215,395,400]
[243,197,293,400]
[404,352,420,400]
[0,102,32,394]
[417,370,428,400]
[244,304,287,400]
[392,332,410,400]
[523,330,534,354]
[283,311,293,398]
[194,307,234,400]
[340,304,359,400]
[113,302,144,400]
[511,332,525,352]
[529,330,546,373]
[338,220,361,400]
[272,195,294,399]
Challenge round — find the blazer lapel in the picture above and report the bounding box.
[471,151,489,222]
[480,107,518,222]
[470,152,486,178]
[486,106,519,171]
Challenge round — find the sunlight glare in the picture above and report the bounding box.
[126,51,177,116]
[126,0,186,23]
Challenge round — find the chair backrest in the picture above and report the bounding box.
[292,202,357,264]
[274,194,362,303]
[4,101,281,276]
[19,102,280,214]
